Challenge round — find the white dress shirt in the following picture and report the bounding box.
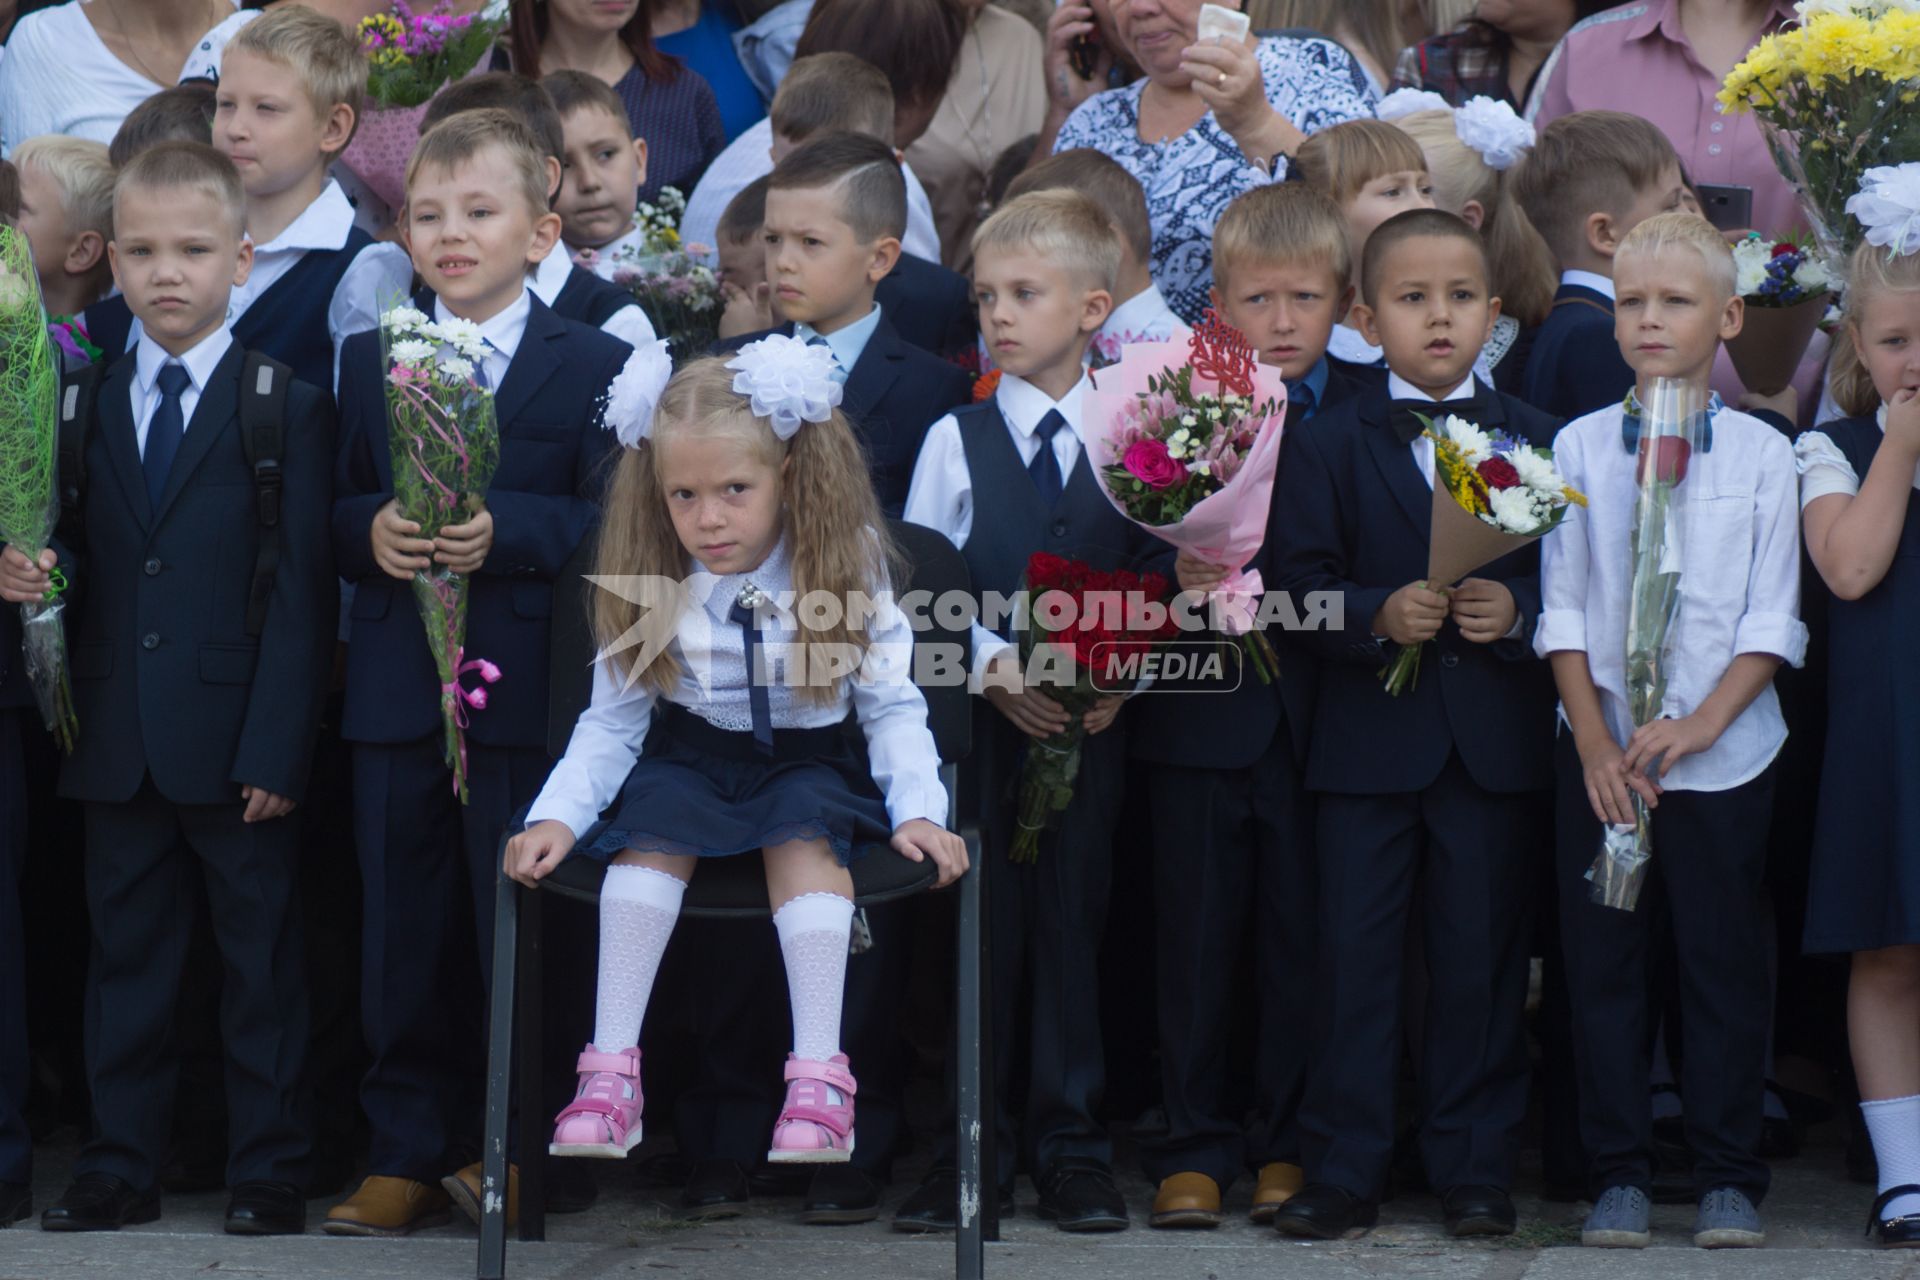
[530,249,659,353]
[1535,400,1809,791]
[1793,405,1920,505]
[123,181,413,393]
[1385,371,1483,489]
[434,290,530,389]
[526,534,948,841]
[903,370,1092,680]
[679,117,943,266]
[132,328,233,457]
[571,224,649,278]
[1090,284,1183,365]
[1560,269,1617,301]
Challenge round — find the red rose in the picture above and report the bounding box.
[1476,456,1522,490]
[1026,552,1074,590]
[1122,438,1187,491]
[1636,435,1692,487]
[1772,242,1798,258]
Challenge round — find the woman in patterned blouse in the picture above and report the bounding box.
[1049,0,1374,323]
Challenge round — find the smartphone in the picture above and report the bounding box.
[1695,183,1754,233]
[1068,30,1102,79]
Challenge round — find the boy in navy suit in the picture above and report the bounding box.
[1131,183,1368,1232]
[0,615,33,1227]
[0,142,334,1236]
[323,109,631,1237]
[84,7,412,394]
[1513,112,1687,421]
[422,73,658,357]
[898,190,1160,1232]
[720,131,970,517]
[1271,209,1560,1241]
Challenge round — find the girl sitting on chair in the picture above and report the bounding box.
[505,338,968,1166]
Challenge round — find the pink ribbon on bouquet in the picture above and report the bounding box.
[1207,567,1265,636]
[441,648,502,795]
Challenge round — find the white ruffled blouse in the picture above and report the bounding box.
[1793,406,1920,508]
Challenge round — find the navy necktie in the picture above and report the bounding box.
[1029,409,1066,506]
[804,332,847,384]
[728,585,775,757]
[144,363,192,508]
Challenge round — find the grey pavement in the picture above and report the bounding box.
[4,1127,1919,1280]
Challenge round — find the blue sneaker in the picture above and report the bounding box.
[1694,1187,1765,1249]
[1582,1185,1651,1248]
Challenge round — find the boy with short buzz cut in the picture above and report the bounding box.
[715,175,778,338]
[422,72,658,356]
[1512,111,1688,420]
[324,108,633,1238]
[719,130,970,516]
[897,189,1162,1234]
[1005,148,1180,366]
[1125,178,1367,1233]
[1539,211,1806,1253]
[0,141,335,1237]
[108,82,217,169]
[12,135,115,326]
[1271,207,1560,1243]
[545,69,651,269]
[87,7,413,396]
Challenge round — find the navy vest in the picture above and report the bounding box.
[84,226,377,395]
[552,264,634,329]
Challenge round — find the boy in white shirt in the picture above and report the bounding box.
[1537,211,1808,1253]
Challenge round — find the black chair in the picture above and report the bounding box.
[479,519,997,1279]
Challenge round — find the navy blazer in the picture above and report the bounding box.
[1270,380,1560,796]
[0,603,29,712]
[332,295,629,749]
[1521,283,1632,421]
[718,314,972,518]
[875,252,977,364]
[55,345,336,806]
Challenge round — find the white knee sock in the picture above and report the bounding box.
[1862,1095,1920,1219]
[773,892,853,1066]
[591,865,686,1052]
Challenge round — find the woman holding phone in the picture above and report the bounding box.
[1044,0,1375,323]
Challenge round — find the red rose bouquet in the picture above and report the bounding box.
[1009,552,1178,862]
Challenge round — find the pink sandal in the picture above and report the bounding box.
[767,1054,858,1164]
[549,1045,644,1159]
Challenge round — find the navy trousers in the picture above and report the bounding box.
[0,710,30,1186]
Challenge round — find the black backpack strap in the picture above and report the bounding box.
[56,361,106,532]
[238,352,291,637]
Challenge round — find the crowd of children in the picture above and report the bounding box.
[1,0,1918,1265]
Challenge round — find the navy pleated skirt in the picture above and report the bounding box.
[573,703,894,866]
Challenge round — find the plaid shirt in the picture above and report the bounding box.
[1389,22,1519,108]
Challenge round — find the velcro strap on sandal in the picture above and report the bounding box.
[783,1056,857,1095]
[577,1048,640,1075]
[555,1095,626,1123]
[775,1101,853,1138]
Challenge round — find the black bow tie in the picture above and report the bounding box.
[1389,398,1481,445]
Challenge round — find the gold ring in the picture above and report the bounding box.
[1218,71,1227,85]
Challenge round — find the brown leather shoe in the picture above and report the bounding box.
[443,1161,517,1227]
[321,1176,453,1237]
[1250,1162,1305,1224]
[1150,1172,1222,1228]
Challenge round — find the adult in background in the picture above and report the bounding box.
[650,0,766,143]
[508,0,726,201]
[1050,0,1375,324]
[0,0,238,153]
[1393,0,1604,108]
[1248,0,1405,97]
[905,0,1047,274]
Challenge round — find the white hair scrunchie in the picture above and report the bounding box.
[1452,95,1535,171]
[1375,87,1451,122]
[726,332,843,439]
[602,338,676,448]
[1847,164,1920,258]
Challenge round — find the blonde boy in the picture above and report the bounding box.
[12,136,114,323]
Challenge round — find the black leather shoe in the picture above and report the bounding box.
[1272,1182,1377,1239]
[1034,1159,1128,1232]
[800,1166,881,1225]
[0,1181,30,1228]
[1441,1184,1516,1237]
[225,1181,305,1235]
[40,1174,160,1232]
[680,1159,749,1220]
[891,1166,1016,1232]
[1869,1185,1920,1248]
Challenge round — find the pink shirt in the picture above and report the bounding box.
[1529,0,1803,237]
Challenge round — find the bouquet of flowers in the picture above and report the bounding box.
[1717,0,1920,258]
[1009,552,1177,861]
[1085,312,1288,682]
[380,303,502,803]
[0,230,73,748]
[1726,232,1836,395]
[359,0,508,108]
[604,188,723,363]
[1588,381,1709,911]
[1380,411,1585,695]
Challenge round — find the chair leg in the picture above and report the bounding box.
[516,883,548,1242]
[955,825,987,1280]
[479,861,518,1280]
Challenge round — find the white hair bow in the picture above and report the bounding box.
[1452,96,1535,171]
[603,338,675,448]
[726,332,843,439]
[1375,87,1451,122]
[1848,164,1920,258]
